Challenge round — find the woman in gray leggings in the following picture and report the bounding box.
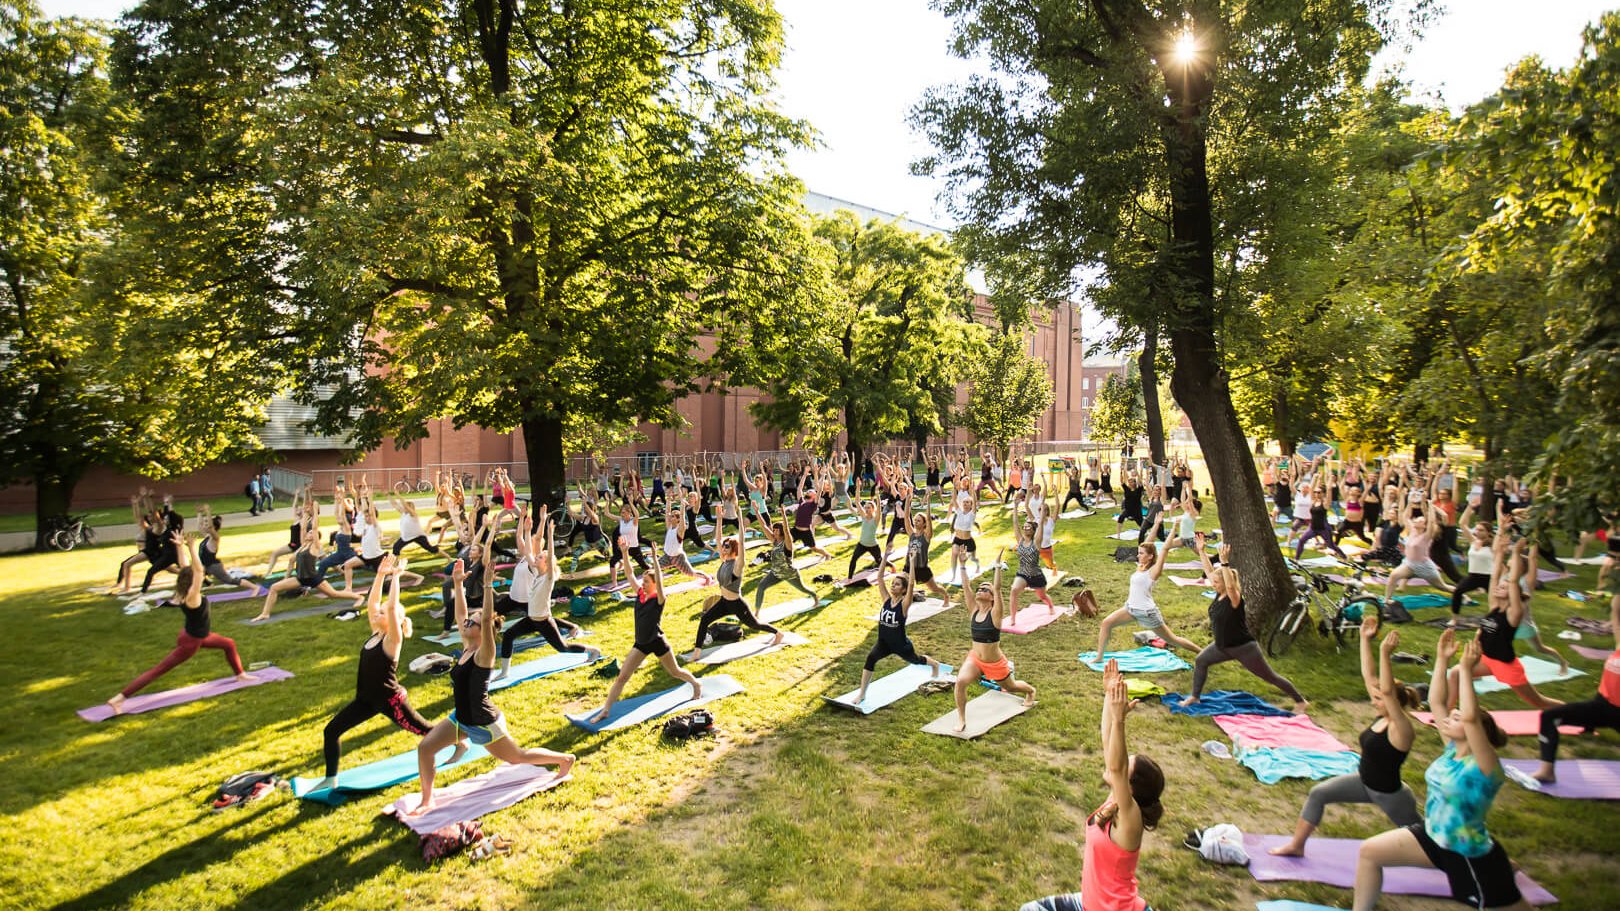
[1183,535,1308,713]
[1269,615,1422,856]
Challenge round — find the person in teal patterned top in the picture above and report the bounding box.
[1352,630,1532,911]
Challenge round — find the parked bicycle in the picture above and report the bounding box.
[1266,558,1381,657]
[45,514,96,552]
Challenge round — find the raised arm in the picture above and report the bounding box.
[1456,636,1498,775]
[1358,615,1382,703]
[1147,517,1169,579]
[991,548,1006,622]
[1100,660,1143,849]
[1379,626,1414,749]
[1429,627,1457,718]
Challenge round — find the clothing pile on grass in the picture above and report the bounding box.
[1162,691,1360,785]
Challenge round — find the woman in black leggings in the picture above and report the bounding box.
[1450,522,1495,617]
[312,556,437,792]
[1184,535,1308,713]
[1532,591,1620,784]
[686,512,782,660]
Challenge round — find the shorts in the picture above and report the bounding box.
[1179,536,1196,548]
[1017,571,1048,590]
[450,710,510,746]
[1402,559,1445,585]
[953,535,977,554]
[1513,619,1537,641]
[634,635,672,658]
[971,652,1012,682]
[818,511,837,525]
[296,576,322,590]
[360,554,384,571]
[911,562,934,584]
[1128,603,1166,630]
[1480,654,1529,687]
[791,527,816,548]
[1407,823,1522,909]
[721,517,739,531]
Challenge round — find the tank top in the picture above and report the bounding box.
[359,520,383,559]
[952,506,976,534]
[1602,649,1620,707]
[858,516,878,547]
[1466,545,1494,574]
[1423,743,1502,858]
[200,536,220,567]
[907,533,929,573]
[295,548,320,583]
[1208,595,1252,648]
[1478,605,1518,662]
[877,598,907,644]
[1040,516,1056,549]
[1081,814,1146,911]
[451,655,498,727]
[663,526,681,557]
[1126,570,1155,610]
[510,560,534,603]
[718,560,739,591]
[357,633,404,703]
[1358,722,1407,794]
[970,606,1000,643]
[400,512,424,541]
[182,596,211,639]
[1017,542,1041,578]
[1179,512,1197,538]
[528,570,554,619]
[1403,530,1431,562]
[633,589,665,645]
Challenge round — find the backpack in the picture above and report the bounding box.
[420,819,485,862]
[661,709,715,740]
[1113,546,1139,562]
[210,771,282,811]
[705,622,743,644]
[1380,599,1413,624]
[244,482,255,496]
[568,594,595,618]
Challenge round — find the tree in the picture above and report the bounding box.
[1088,372,1147,451]
[0,1,276,547]
[113,0,827,508]
[915,0,1426,622]
[750,211,985,463]
[957,330,1054,460]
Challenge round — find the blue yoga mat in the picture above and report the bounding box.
[1077,647,1191,672]
[489,650,604,692]
[824,663,954,714]
[1474,655,1586,694]
[1239,747,1362,785]
[291,742,489,806]
[566,674,744,732]
[1162,690,1293,717]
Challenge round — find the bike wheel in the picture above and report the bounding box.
[417,479,433,493]
[52,529,75,552]
[1267,603,1306,658]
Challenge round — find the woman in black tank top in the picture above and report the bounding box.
[1447,535,1565,711]
[1269,615,1421,857]
[585,540,703,725]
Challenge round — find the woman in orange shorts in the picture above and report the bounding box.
[951,549,1037,733]
[1444,531,1566,711]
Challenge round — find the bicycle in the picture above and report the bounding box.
[45,515,97,552]
[1266,558,1382,657]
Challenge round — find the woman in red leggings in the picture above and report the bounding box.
[107,532,254,715]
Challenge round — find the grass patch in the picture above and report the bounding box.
[2,497,1616,910]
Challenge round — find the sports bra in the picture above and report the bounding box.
[971,606,1001,643]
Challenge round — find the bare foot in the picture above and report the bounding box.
[311,776,336,793]
[586,707,610,724]
[106,694,126,715]
[407,798,436,817]
[1183,697,1202,707]
[445,743,467,765]
[555,754,577,778]
[585,647,603,662]
[1268,843,1305,857]
[249,613,270,623]
[1530,763,1557,784]
[236,673,256,683]
[688,680,703,701]
[683,649,702,663]
[1293,700,1311,715]
[852,691,867,705]
[953,717,968,733]
[769,631,784,647]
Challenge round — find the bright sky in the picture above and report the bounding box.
[39,0,1616,226]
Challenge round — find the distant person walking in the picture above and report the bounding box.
[259,469,275,513]
[247,475,262,516]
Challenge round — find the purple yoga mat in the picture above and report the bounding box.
[1503,759,1620,800]
[1243,834,1557,905]
[77,666,294,721]
[384,764,570,833]
[1570,643,1614,662]
[206,587,264,603]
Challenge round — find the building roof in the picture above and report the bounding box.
[803,191,952,239]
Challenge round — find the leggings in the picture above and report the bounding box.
[141,560,177,593]
[1428,536,1463,583]
[694,596,778,649]
[1539,696,1620,762]
[1295,528,1345,560]
[1536,538,1566,572]
[609,540,651,572]
[1060,491,1084,512]
[1298,772,1422,827]
[752,571,816,613]
[1451,572,1491,614]
[203,561,239,587]
[1335,518,1372,546]
[323,691,432,778]
[120,631,244,697]
[392,535,441,557]
[848,543,884,579]
[1191,640,1305,703]
[500,615,586,659]
[884,517,907,552]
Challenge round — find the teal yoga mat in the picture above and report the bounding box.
[1474,655,1585,694]
[292,742,489,805]
[1078,646,1191,672]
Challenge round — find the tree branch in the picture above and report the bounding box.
[374,128,442,146]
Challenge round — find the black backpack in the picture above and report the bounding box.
[1113,546,1139,562]
[211,771,282,811]
[662,709,715,740]
[706,622,743,644]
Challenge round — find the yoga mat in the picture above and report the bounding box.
[1567,555,1611,565]
[292,742,490,805]
[791,554,827,571]
[1105,531,1141,540]
[757,597,830,624]
[422,630,460,645]
[1001,604,1071,634]
[1503,758,1620,799]
[1243,834,1557,904]
[1059,509,1094,519]
[567,674,744,732]
[1415,710,1581,737]
[922,690,1030,739]
[580,580,630,595]
[693,631,808,665]
[938,563,996,587]
[867,597,953,625]
[1169,575,1212,587]
[1393,593,1452,610]
[1295,556,1341,568]
[1256,902,1348,911]
[207,587,265,603]
[1216,714,1350,752]
[1163,560,1206,570]
[77,667,294,721]
[559,564,610,581]
[1567,616,1613,635]
[1538,569,1572,582]
[238,601,360,625]
[834,549,907,587]
[823,663,952,714]
[1078,647,1191,672]
[1238,747,1360,783]
[1571,643,1614,661]
[1474,655,1584,694]
[659,577,713,597]
[385,765,571,834]
[1162,690,1292,717]
[489,650,604,692]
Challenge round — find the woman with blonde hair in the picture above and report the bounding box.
[1182,534,1307,712]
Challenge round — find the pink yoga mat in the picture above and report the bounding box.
[1169,575,1212,587]
[206,587,264,603]
[1538,569,1572,582]
[1243,834,1557,904]
[1214,714,1349,752]
[77,666,294,721]
[1503,758,1620,800]
[1414,710,1580,737]
[1163,560,1205,571]
[1001,605,1068,635]
[385,764,571,833]
[1571,644,1615,662]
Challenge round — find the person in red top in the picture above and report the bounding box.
[1532,590,1620,783]
[1020,659,1163,911]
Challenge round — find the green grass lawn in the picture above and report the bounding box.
[2,497,1616,910]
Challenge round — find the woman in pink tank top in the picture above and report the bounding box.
[1020,660,1163,911]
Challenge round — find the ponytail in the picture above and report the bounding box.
[1130,755,1166,830]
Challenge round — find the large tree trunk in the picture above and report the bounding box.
[522,415,567,510]
[33,468,77,551]
[1160,42,1294,626]
[1139,326,1167,464]
[1273,387,1294,456]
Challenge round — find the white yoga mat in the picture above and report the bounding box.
[757,597,829,624]
[693,631,808,665]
